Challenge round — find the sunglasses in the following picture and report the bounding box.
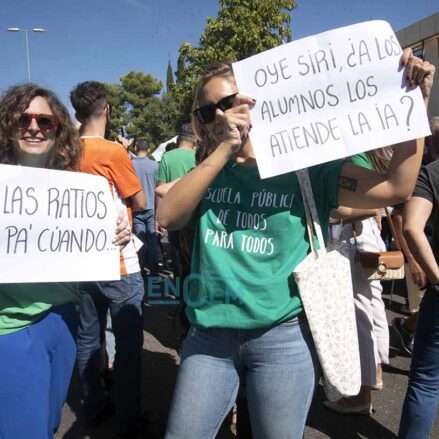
[12,112,60,135]
[193,93,238,124]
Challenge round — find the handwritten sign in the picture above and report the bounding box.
[232,21,431,179]
[0,165,120,283]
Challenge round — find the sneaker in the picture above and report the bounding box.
[392,317,414,355]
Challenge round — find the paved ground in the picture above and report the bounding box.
[57,283,439,439]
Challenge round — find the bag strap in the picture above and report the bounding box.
[296,168,326,257]
[385,208,402,251]
[352,222,359,253]
[301,181,319,258]
[351,207,401,252]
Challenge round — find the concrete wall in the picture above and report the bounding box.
[396,12,439,118]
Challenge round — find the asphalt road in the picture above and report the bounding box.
[56,285,439,439]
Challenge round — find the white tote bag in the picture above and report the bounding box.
[293,168,361,401]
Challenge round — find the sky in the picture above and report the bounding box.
[0,0,437,112]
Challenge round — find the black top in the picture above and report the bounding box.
[413,159,439,262]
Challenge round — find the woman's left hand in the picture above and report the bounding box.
[401,48,435,102]
[112,211,131,248]
[408,258,427,288]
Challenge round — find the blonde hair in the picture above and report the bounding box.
[191,62,235,141]
[367,146,393,174]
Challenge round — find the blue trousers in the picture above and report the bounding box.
[0,303,77,439]
[165,314,320,439]
[133,209,159,275]
[399,288,439,438]
[168,230,183,279]
[76,273,144,433]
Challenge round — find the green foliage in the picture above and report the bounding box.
[105,72,182,150]
[120,71,162,141]
[174,0,296,116]
[166,60,174,92]
[105,1,296,149]
[105,82,124,139]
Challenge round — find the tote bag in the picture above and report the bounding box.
[293,168,361,401]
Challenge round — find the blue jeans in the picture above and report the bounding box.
[133,209,158,275]
[0,303,77,439]
[399,288,439,438]
[165,314,321,439]
[168,230,183,279]
[105,309,115,365]
[76,273,144,433]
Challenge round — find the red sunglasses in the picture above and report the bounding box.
[9,112,60,135]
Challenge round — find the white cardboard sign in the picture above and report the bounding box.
[232,21,431,179]
[0,165,120,283]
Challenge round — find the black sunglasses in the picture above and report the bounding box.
[193,93,238,124]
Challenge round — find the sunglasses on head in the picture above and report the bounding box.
[11,112,60,135]
[193,93,238,124]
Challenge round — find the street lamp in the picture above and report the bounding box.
[6,27,46,82]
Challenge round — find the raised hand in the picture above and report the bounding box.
[401,48,435,102]
[213,94,255,154]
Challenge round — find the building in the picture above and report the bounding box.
[397,12,439,118]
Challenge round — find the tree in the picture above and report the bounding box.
[104,83,125,139]
[105,71,183,149]
[166,60,174,92]
[119,71,163,141]
[173,0,296,117]
[105,1,297,148]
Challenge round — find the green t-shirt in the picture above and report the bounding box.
[157,149,196,183]
[351,153,373,170]
[186,160,343,329]
[0,283,80,335]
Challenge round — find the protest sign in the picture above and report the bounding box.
[232,21,431,179]
[0,165,120,282]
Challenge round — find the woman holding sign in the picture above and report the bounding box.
[0,84,130,438]
[158,49,434,438]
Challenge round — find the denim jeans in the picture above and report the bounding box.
[0,303,77,439]
[133,209,158,275]
[76,273,144,433]
[168,230,183,279]
[165,314,321,439]
[398,288,439,438]
[99,309,115,371]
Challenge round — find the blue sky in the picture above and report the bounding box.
[0,0,437,111]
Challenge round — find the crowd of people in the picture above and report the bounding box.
[0,44,437,439]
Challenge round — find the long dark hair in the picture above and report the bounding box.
[0,83,82,170]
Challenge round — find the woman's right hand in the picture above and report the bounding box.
[213,94,254,154]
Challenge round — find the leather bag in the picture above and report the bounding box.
[354,209,405,281]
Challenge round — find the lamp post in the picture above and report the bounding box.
[6,27,46,82]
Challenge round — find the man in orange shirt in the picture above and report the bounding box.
[70,81,146,437]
